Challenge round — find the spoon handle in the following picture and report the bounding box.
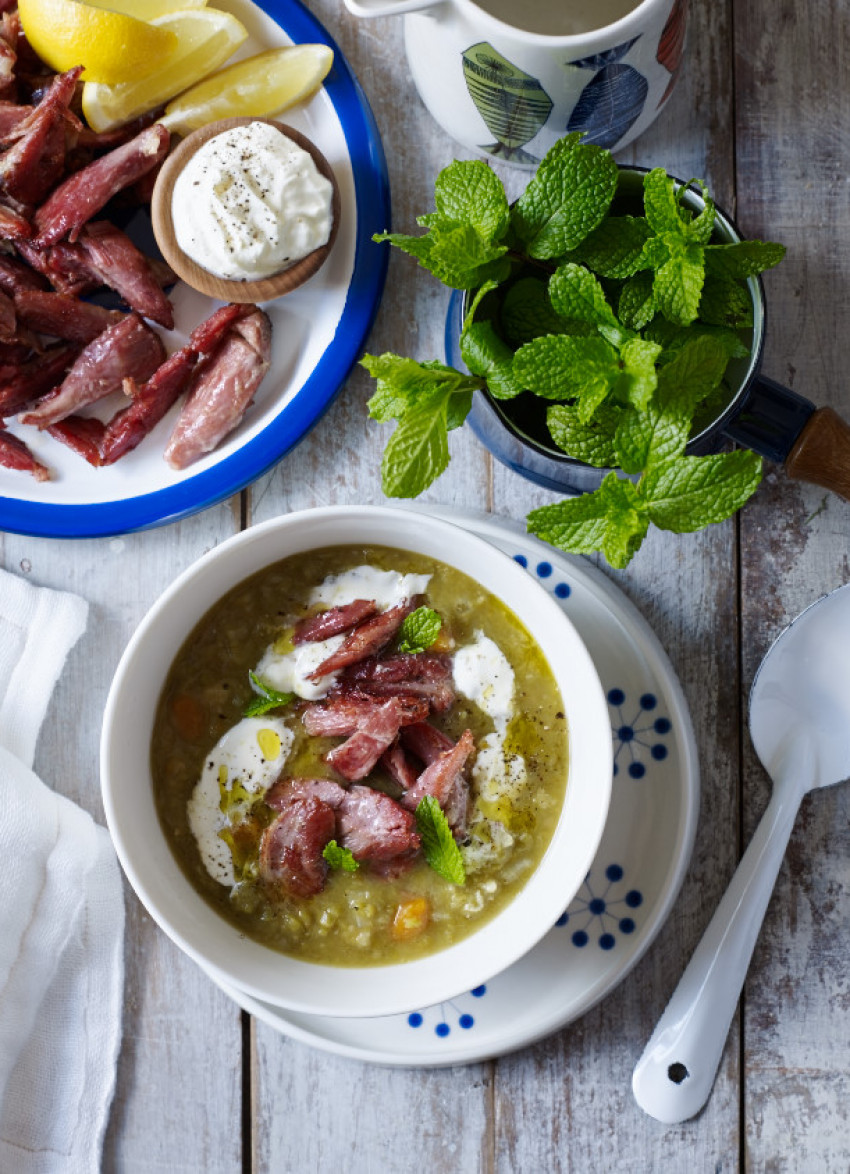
[632,749,807,1123]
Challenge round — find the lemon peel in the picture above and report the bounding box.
[81,8,248,133]
[159,44,334,136]
[18,0,178,85]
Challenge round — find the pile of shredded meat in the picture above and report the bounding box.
[257,596,475,898]
[0,16,272,481]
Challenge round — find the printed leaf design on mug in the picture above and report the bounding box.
[462,42,553,165]
[566,64,649,150]
[656,0,688,108]
[568,36,640,72]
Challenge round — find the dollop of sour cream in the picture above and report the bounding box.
[188,715,292,886]
[255,566,433,701]
[171,121,334,281]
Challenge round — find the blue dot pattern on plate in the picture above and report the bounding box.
[407,986,488,1037]
[607,687,672,778]
[515,552,572,601]
[557,864,643,949]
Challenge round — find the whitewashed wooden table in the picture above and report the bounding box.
[3,0,849,1168]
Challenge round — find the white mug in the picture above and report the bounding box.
[344,0,687,167]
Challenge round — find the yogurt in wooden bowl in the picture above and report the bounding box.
[152,117,341,303]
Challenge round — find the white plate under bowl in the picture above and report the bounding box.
[203,509,700,1066]
[0,0,389,538]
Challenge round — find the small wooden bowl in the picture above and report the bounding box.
[151,117,341,303]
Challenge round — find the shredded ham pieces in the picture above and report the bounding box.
[257,597,475,899]
[0,41,274,481]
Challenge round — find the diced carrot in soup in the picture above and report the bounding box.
[391,895,431,941]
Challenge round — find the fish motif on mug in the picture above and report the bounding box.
[566,37,649,150]
[462,42,554,165]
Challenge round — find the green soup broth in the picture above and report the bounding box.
[151,544,569,966]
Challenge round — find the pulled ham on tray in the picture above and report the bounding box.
[257,595,474,901]
[0,26,273,480]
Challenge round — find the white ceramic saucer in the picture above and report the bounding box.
[203,509,699,1066]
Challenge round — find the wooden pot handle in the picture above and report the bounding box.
[784,407,850,501]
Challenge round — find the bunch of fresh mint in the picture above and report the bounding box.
[362,134,785,568]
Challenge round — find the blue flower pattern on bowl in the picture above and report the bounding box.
[408,985,488,1037]
[607,687,671,779]
[556,863,643,949]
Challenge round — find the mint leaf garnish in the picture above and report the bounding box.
[547,402,619,467]
[461,320,524,400]
[618,270,656,331]
[698,273,754,327]
[704,240,785,280]
[513,333,620,420]
[322,840,359,872]
[500,276,590,346]
[244,672,294,718]
[397,606,442,654]
[548,262,624,336]
[511,134,618,259]
[381,396,452,497]
[415,795,465,885]
[527,473,649,570]
[433,159,510,241]
[566,215,653,279]
[642,450,762,531]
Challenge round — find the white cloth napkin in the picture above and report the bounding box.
[0,569,124,1174]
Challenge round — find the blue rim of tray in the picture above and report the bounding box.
[0,0,390,539]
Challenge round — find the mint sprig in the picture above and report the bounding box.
[397,606,442,654]
[364,136,786,567]
[243,672,295,718]
[415,795,465,885]
[322,840,359,872]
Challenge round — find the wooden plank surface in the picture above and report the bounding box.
[1,0,848,1169]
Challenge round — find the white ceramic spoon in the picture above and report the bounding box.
[632,583,850,1124]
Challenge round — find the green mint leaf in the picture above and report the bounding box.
[643,318,749,362]
[433,159,510,241]
[547,402,619,467]
[446,387,474,431]
[322,840,359,872]
[679,179,715,245]
[642,450,762,531]
[243,672,294,717]
[548,262,623,336]
[638,235,671,271]
[500,277,590,346]
[363,354,476,422]
[643,168,687,236]
[698,273,754,327]
[511,134,618,259]
[416,795,465,884]
[427,220,512,288]
[381,395,453,497]
[527,472,649,569]
[374,221,510,290]
[614,335,733,473]
[704,240,786,280]
[565,215,653,278]
[643,171,715,244]
[397,606,442,654]
[462,279,500,332]
[461,320,524,400]
[618,270,656,330]
[513,334,620,419]
[653,239,706,325]
[614,337,661,410]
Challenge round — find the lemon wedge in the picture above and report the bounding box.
[18,0,178,85]
[82,8,248,133]
[159,44,334,136]
[85,0,208,17]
